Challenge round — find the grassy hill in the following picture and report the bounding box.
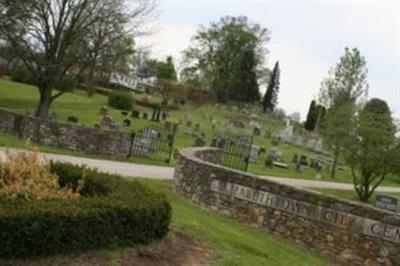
[0,77,399,186]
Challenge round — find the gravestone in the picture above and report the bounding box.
[249,120,261,136]
[249,145,260,163]
[100,114,113,128]
[229,119,245,129]
[269,148,282,161]
[184,114,193,127]
[123,119,131,127]
[142,112,148,120]
[376,195,400,212]
[131,110,140,119]
[299,155,308,166]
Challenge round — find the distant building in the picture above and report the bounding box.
[108,72,160,94]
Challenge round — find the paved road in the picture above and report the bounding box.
[1,147,400,193]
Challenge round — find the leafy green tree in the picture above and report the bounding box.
[155,56,177,82]
[319,47,368,178]
[0,0,156,118]
[183,16,269,103]
[262,61,280,112]
[343,98,396,202]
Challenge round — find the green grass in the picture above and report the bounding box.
[137,179,332,266]
[0,78,399,186]
[311,188,400,205]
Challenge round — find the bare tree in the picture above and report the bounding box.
[0,0,157,117]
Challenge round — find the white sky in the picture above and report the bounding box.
[137,0,400,120]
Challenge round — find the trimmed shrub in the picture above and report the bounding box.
[0,162,171,258]
[108,92,134,110]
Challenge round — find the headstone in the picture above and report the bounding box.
[265,155,274,168]
[376,195,400,212]
[269,148,282,161]
[229,119,245,129]
[123,119,131,127]
[279,121,294,143]
[184,114,193,127]
[249,120,261,136]
[299,155,308,166]
[142,112,148,120]
[249,145,260,163]
[100,114,113,127]
[131,110,140,119]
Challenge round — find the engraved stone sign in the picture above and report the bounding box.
[210,179,400,244]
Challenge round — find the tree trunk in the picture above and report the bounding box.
[35,87,53,118]
[330,145,340,179]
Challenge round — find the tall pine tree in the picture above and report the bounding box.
[304,100,317,131]
[263,61,280,112]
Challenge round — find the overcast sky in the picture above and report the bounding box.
[138,0,400,120]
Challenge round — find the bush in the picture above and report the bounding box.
[108,92,134,110]
[0,162,171,258]
[0,151,78,201]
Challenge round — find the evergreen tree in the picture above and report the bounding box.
[263,61,280,112]
[304,100,317,131]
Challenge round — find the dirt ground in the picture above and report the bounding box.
[1,230,215,266]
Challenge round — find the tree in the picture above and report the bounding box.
[319,47,368,178]
[304,100,326,131]
[343,98,396,202]
[304,100,317,131]
[262,61,280,112]
[183,16,270,103]
[0,0,157,118]
[152,56,177,82]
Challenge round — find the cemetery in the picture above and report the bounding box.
[0,1,399,265]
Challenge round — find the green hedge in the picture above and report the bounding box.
[0,162,171,258]
[108,91,134,110]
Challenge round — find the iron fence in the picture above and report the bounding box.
[129,122,177,163]
[214,134,253,172]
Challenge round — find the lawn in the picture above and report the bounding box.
[311,188,400,205]
[138,178,332,266]
[1,78,399,186]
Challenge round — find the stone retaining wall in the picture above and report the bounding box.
[174,147,400,266]
[0,108,133,158]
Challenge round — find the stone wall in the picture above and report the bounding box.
[0,108,133,158]
[174,147,400,266]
